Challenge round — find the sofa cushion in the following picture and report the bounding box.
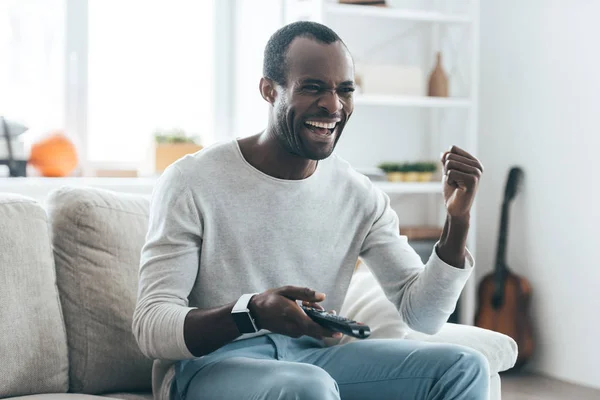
[0,194,69,398]
[335,260,410,345]
[337,260,518,375]
[404,322,518,375]
[46,187,152,394]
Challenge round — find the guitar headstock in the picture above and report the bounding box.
[504,167,524,202]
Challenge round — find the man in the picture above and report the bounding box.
[133,21,488,400]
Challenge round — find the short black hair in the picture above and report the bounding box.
[263,21,345,86]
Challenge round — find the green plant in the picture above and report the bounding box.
[378,162,405,173]
[410,161,437,173]
[378,161,437,173]
[153,128,200,144]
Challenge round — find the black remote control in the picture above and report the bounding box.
[301,306,371,339]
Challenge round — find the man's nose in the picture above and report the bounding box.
[318,90,342,114]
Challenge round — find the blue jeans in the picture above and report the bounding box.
[173,334,489,400]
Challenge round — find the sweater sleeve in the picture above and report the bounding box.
[359,188,474,335]
[132,165,201,360]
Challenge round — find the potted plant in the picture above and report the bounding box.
[378,162,407,182]
[402,161,438,182]
[414,161,437,182]
[153,129,203,173]
[403,163,421,182]
[378,161,437,182]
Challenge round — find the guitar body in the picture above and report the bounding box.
[475,269,534,368]
[474,167,534,369]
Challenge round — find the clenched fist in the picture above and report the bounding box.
[440,145,484,218]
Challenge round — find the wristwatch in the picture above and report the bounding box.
[231,293,260,334]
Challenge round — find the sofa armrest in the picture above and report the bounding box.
[405,323,518,375]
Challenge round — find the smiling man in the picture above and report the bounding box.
[133,21,488,400]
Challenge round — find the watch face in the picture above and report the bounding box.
[232,311,258,334]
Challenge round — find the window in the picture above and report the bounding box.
[1,0,218,175]
[86,0,215,167]
[0,0,65,132]
[231,0,283,137]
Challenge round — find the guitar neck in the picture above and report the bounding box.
[494,201,510,273]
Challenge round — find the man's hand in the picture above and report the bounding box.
[248,286,341,340]
[440,145,484,218]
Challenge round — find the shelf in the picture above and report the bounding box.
[374,181,441,194]
[354,95,472,108]
[324,3,471,24]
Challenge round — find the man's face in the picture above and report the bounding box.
[271,37,355,160]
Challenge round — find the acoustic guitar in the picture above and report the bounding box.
[474,167,534,369]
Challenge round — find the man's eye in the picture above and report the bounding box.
[304,85,320,92]
[339,87,355,94]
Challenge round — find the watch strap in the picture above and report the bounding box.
[232,293,259,313]
[231,293,260,333]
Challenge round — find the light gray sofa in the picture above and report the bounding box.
[0,187,517,400]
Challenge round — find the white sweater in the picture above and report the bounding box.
[132,139,474,400]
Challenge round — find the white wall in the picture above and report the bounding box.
[478,0,599,389]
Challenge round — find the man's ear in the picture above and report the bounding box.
[259,77,277,105]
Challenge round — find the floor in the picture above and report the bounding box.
[502,373,600,400]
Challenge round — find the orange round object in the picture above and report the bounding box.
[29,132,79,177]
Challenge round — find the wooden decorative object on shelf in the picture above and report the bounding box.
[427,52,449,97]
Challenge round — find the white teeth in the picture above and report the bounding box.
[306,120,337,129]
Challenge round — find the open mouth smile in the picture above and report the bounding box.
[304,120,339,137]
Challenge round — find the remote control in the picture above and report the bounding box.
[301,306,371,339]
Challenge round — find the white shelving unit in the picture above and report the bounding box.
[355,94,471,108]
[283,0,480,326]
[323,2,472,24]
[374,181,441,194]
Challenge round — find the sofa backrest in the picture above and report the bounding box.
[46,187,153,394]
[0,194,69,398]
